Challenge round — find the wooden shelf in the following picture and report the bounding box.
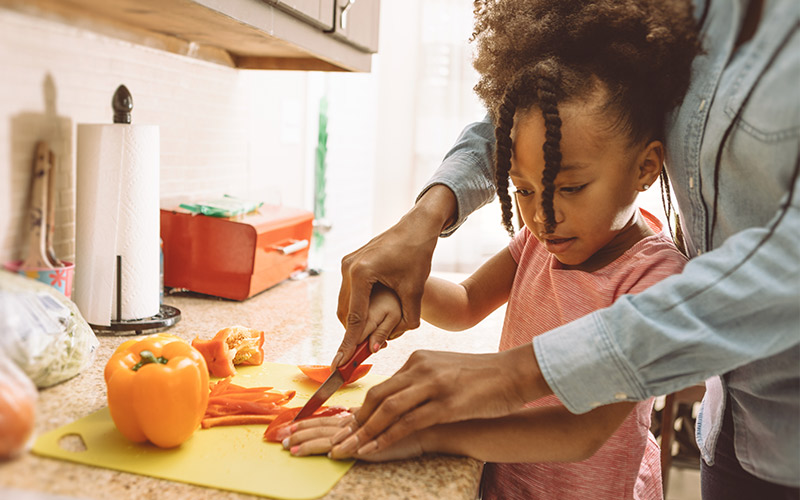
[0,0,376,72]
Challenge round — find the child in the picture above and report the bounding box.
[284,1,700,498]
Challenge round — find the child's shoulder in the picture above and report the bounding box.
[634,209,688,268]
[618,232,687,294]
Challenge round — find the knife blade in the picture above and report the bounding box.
[292,339,372,422]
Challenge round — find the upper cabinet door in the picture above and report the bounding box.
[330,0,380,53]
[267,0,335,31]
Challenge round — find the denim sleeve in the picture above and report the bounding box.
[534,174,800,414]
[417,115,496,237]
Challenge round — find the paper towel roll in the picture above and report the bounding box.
[75,124,160,325]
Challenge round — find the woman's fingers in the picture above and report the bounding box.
[336,347,549,456]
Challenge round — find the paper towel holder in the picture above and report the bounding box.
[90,255,181,336]
[112,84,132,124]
[90,86,182,336]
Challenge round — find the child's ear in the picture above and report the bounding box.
[637,140,664,189]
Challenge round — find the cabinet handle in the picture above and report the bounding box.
[340,0,355,30]
[271,239,309,255]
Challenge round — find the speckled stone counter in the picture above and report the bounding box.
[0,272,505,500]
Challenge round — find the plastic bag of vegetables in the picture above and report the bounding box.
[0,270,98,388]
[0,349,37,460]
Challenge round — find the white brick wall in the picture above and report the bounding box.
[0,9,314,266]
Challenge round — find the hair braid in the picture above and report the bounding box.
[494,63,563,237]
[534,63,563,233]
[495,84,521,237]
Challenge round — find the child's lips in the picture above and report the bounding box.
[543,236,576,253]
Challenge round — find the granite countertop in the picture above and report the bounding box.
[0,272,505,500]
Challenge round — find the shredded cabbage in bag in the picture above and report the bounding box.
[0,271,98,388]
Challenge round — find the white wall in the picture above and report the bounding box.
[0,9,312,266]
[0,3,670,283]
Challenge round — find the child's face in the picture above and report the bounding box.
[509,103,654,271]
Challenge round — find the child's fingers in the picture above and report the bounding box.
[369,311,400,353]
[288,436,341,457]
[292,414,354,432]
[283,415,359,457]
[285,424,358,457]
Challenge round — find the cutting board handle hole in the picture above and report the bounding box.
[58,433,87,452]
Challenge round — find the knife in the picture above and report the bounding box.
[292,339,372,422]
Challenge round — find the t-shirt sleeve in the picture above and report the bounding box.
[624,238,688,296]
[507,226,531,264]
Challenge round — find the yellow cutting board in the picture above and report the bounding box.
[32,362,385,500]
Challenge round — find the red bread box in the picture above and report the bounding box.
[160,205,313,300]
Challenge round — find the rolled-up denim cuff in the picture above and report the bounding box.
[533,312,647,414]
[417,152,495,237]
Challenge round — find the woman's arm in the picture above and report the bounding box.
[420,248,517,331]
[421,401,637,463]
[283,401,636,463]
[334,117,497,367]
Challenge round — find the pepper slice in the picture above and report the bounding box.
[192,326,265,378]
[104,336,209,448]
[263,406,351,442]
[297,364,372,385]
[201,378,295,429]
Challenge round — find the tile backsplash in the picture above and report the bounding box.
[0,8,313,265]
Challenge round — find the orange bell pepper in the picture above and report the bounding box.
[192,326,265,378]
[104,336,209,448]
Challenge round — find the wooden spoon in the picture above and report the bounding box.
[45,148,63,267]
[21,141,52,270]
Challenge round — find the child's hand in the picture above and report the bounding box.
[282,408,425,462]
[361,283,403,354]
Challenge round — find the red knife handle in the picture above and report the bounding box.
[338,339,372,381]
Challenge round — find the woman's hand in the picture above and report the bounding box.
[280,410,425,462]
[332,346,551,457]
[333,186,457,368]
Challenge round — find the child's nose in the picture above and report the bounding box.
[532,202,547,224]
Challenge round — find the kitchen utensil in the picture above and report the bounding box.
[76,85,173,334]
[293,339,372,422]
[45,148,63,267]
[21,141,52,270]
[32,362,383,500]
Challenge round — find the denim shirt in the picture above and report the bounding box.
[420,0,800,486]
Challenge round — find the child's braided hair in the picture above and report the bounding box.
[471,0,702,237]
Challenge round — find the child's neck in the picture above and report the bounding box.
[564,210,656,273]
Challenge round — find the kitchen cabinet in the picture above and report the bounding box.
[330,0,380,52]
[0,0,381,72]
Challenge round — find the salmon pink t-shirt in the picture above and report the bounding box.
[482,209,687,500]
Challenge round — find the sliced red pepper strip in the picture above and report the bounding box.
[202,378,295,428]
[297,364,372,385]
[201,415,277,429]
[209,377,233,396]
[263,406,351,442]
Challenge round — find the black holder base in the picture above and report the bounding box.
[90,304,181,336]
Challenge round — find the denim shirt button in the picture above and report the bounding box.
[698,99,706,112]
[614,392,627,400]
[590,401,602,408]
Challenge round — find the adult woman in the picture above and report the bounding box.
[333,1,799,497]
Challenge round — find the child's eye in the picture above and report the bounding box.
[515,188,534,197]
[560,184,587,194]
